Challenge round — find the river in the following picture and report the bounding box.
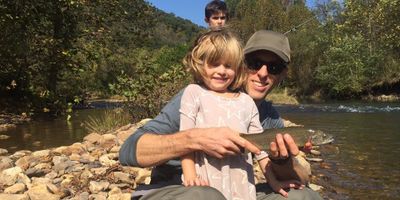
[1,102,400,199]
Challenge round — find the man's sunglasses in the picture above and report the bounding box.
[246,59,287,75]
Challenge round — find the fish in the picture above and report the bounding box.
[241,127,334,151]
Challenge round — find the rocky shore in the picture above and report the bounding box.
[0,120,326,200]
[0,113,31,132]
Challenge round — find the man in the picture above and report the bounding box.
[119,30,323,200]
[205,0,228,28]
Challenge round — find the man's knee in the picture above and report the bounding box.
[189,186,226,200]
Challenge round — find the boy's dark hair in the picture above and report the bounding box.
[205,0,228,20]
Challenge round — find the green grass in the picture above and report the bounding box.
[84,108,131,134]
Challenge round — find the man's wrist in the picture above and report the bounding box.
[269,155,291,165]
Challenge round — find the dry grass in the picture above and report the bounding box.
[265,87,299,105]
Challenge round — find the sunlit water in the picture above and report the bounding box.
[0,109,109,153]
[277,102,400,199]
[1,102,400,199]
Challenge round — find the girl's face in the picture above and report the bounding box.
[203,59,235,93]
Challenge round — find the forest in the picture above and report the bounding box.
[1,0,399,120]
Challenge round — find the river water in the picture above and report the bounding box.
[276,102,400,199]
[1,102,400,199]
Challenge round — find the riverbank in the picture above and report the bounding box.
[0,120,329,200]
[0,113,31,132]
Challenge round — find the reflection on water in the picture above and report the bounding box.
[0,109,109,153]
[278,102,400,199]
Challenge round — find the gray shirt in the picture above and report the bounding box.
[119,88,284,186]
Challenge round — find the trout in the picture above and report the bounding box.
[241,127,334,151]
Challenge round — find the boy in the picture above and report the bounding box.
[205,0,228,28]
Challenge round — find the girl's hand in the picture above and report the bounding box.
[183,176,209,187]
[268,178,304,198]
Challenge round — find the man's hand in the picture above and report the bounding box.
[268,133,299,160]
[191,127,261,158]
[268,133,310,184]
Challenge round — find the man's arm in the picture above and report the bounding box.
[135,127,260,167]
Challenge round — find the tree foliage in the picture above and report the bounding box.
[0,0,200,118]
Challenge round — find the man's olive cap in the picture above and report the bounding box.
[244,30,291,63]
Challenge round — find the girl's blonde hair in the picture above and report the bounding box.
[183,28,246,91]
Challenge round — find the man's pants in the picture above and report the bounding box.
[135,184,323,200]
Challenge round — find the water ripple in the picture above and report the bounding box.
[277,103,400,113]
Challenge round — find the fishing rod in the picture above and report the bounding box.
[284,15,318,35]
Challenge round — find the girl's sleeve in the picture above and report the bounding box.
[248,101,268,160]
[248,101,263,134]
[179,84,199,131]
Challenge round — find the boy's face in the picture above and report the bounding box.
[206,12,226,28]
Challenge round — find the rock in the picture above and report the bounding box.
[107,187,123,200]
[89,193,107,200]
[89,181,110,194]
[90,167,108,176]
[109,146,120,153]
[113,172,134,184]
[73,192,90,200]
[31,177,52,185]
[10,150,32,160]
[52,155,69,166]
[309,183,324,191]
[0,156,13,171]
[4,183,26,194]
[61,143,87,156]
[15,156,35,170]
[69,153,81,161]
[310,149,321,156]
[32,149,50,158]
[27,183,61,200]
[60,174,75,188]
[0,148,9,156]
[98,134,117,149]
[306,157,324,162]
[46,183,60,194]
[83,133,102,144]
[17,173,31,187]
[99,153,118,167]
[0,194,29,200]
[25,167,48,178]
[45,171,58,179]
[135,168,151,185]
[0,166,23,186]
[0,134,11,139]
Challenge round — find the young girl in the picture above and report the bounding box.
[180,29,268,200]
